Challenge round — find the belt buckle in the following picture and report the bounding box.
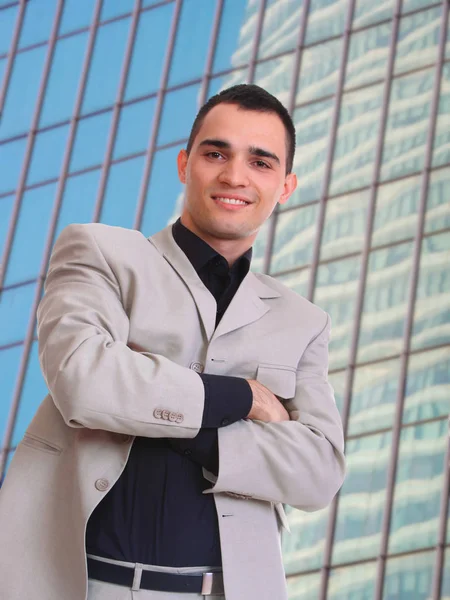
[201,572,224,595]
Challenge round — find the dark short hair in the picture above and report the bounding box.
[186,84,296,174]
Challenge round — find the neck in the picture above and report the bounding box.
[180,216,254,267]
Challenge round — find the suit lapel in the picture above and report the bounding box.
[149,226,216,341]
[213,272,280,340]
[149,225,281,342]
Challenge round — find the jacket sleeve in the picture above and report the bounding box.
[203,314,346,511]
[37,223,205,438]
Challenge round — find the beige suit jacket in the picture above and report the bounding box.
[0,223,345,600]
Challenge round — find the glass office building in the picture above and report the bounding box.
[0,0,449,598]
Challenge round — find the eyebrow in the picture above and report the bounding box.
[199,138,281,166]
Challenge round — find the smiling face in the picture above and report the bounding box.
[177,103,297,263]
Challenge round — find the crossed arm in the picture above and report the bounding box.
[38,224,345,510]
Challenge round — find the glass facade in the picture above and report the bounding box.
[0,1,449,598]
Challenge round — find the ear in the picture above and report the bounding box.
[177,149,188,184]
[278,172,297,206]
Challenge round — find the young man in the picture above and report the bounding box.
[0,85,345,600]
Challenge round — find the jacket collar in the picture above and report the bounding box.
[149,225,280,341]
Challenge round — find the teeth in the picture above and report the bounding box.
[216,197,247,205]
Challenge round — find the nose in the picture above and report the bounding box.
[217,159,249,187]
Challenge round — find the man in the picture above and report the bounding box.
[0,85,345,600]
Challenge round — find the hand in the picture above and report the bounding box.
[246,380,290,423]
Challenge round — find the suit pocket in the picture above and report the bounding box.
[256,364,296,399]
[21,433,62,455]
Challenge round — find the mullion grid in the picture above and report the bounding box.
[262,0,311,275]
[373,0,450,597]
[0,0,105,478]
[91,0,143,223]
[132,0,183,230]
[0,0,25,118]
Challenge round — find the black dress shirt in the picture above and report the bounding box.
[85,219,253,567]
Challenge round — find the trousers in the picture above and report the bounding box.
[87,555,225,600]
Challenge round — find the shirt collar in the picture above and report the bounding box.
[172,218,252,275]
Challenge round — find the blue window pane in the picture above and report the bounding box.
[55,169,101,239]
[388,421,447,555]
[412,232,450,351]
[27,124,70,185]
[395,7,442,76]
[254,54,295,108]
[168,0,216,86]
[296,38,343,104]
[0,345,23,444]
[18,0,58,48]
[213,0,257,73]
[113,98,157,159]
[353,0,394,29]
[207,69,247,99]
[271,204,319,273]
[82,18,131,114]
[4,183,56,286]
[157,84,200,146]
[332,432,391,565]
[330,83,384,196]
[425,169,450,235]
[125,3,174,101]
[0,137,27,194]
[0,5,18,55]
[59,0,95,34]
[140,145,184,236]
[404,347,450,424]
[381,69,434,182]
[99,156,145,228]
[258,0,304,60]
[329,563,377,598]
[0,47,47,139]
[432,63,450,168]
[305,0,348,45]
[40,32,89,127]
[12,342,48,446]
[383,552,434,600]
[345,22,392,90]
[0,195,14,259]
[101,0,134,20]
[0,57,5,86]
[290,98,334,207]
[70,111,113,172]
[358,242,414,363]
[0,283,37,346]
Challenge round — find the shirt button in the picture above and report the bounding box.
[95,478,109,492]
[221,418,230,426]
[190,362,204,373]
[184,449,192,456]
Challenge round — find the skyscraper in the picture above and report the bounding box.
[0,1,449,598]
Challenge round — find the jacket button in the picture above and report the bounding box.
[169,412,178,422]
[221,418,230,426]
[95,478,109,492]
[176,414,184,424]
[153,408,162,419]
[184,449,192,456]
[190,362,204,373]
[162,410,170,420]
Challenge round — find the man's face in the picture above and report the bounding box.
[177,103,297,246]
